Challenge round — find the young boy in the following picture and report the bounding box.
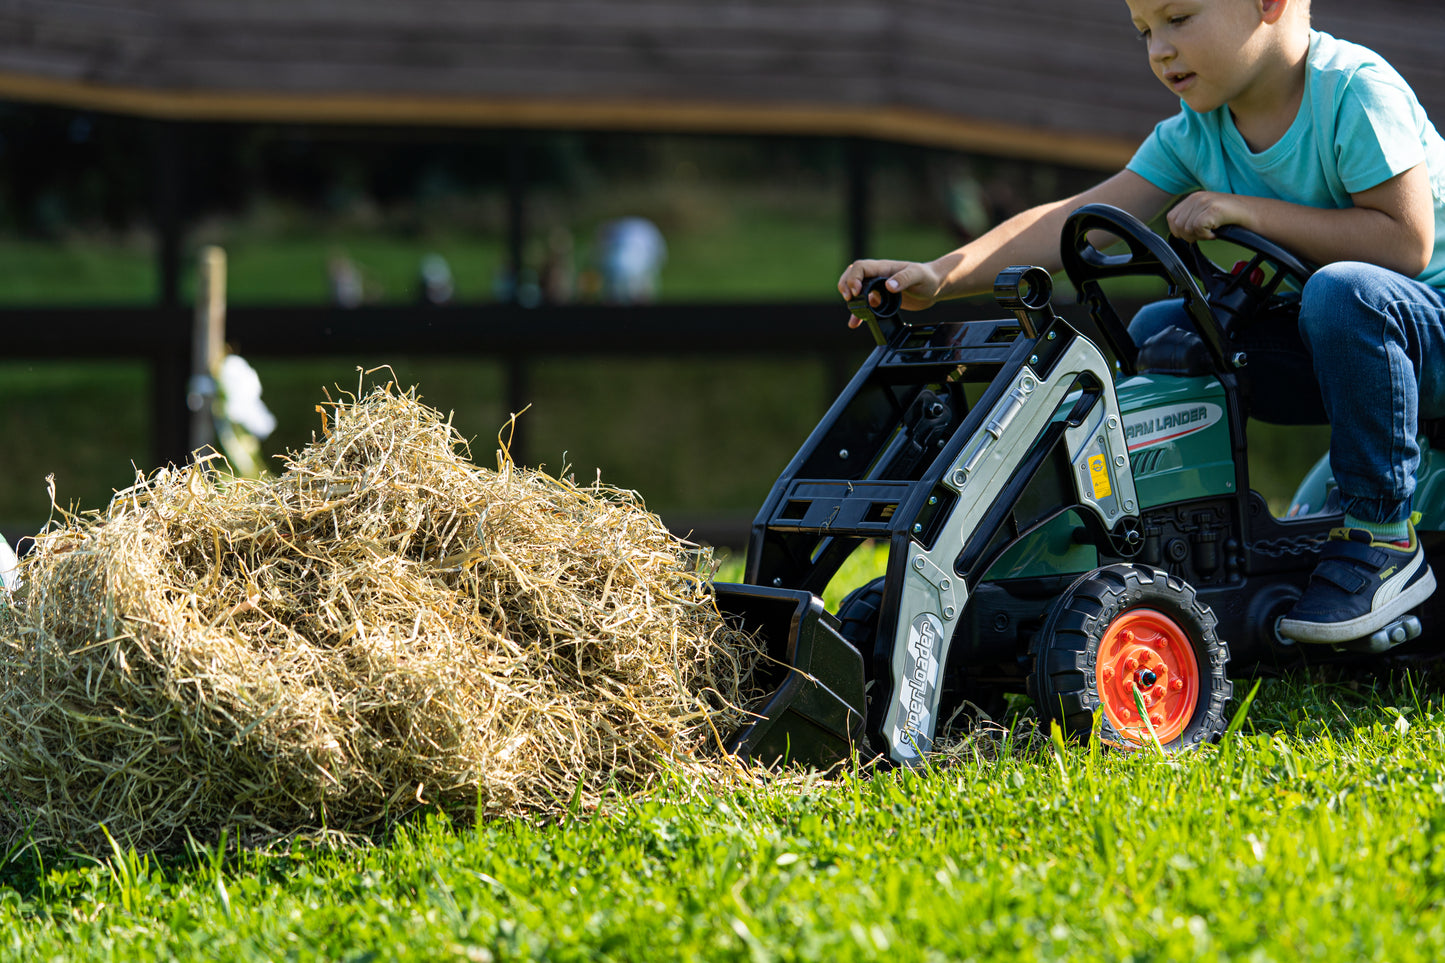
[839,0,1445,645]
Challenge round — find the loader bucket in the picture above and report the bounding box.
[715,582,867,769]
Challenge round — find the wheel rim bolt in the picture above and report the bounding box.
[1171,679,1184,692]
[1125,657,1139,671]
[1150,713,1164,727]
[1151,685,1165,701]
[1102,665,1115,682]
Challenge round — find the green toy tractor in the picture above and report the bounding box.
[716,203,1445,768]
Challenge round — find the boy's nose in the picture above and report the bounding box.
[1148,37,1175,64]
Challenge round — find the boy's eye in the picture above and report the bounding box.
[1136,13,1188,40]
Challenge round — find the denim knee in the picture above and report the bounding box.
[1298,261,1380,353]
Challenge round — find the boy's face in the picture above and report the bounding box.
[1125,0,1277,113]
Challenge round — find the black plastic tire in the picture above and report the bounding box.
[836,576,1008,723]
[835,577,892,694]
[1028,563,1232,750]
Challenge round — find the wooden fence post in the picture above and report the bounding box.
[187,246,227,457]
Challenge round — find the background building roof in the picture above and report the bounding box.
[0,0,1439,168]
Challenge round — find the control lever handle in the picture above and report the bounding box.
[847,276,902,346]
[993,265,1054,338]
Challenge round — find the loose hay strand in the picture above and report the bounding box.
[0,384,766,854]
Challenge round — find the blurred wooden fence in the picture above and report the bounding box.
[4,297,1073,544]
[0,300,867,544]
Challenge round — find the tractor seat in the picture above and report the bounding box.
[1136,324,1214,377]
[1129,299,1214,377]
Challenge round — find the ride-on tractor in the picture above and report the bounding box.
[717,203,1445,768]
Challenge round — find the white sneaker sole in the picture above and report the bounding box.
[1278,567,1437,644]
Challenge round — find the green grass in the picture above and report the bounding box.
[218,234,508,305]
[0,182,954,307]
[712,540,888,612]
[0,361,151,529]
[0,355,842,537]
[3,672,1443,961]
[0,238,158,304]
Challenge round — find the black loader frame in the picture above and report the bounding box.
[720,252,1143,766]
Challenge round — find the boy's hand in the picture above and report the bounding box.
[1167,191,1254,242]
[838,259,943,328]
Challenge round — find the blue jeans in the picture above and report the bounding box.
[1300,262,1445,525]
[1129,262,1445,525]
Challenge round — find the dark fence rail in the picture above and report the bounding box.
[2,300,875,546]
[1,296,1120,546]
[4,301,865,357]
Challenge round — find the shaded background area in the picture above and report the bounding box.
[0,124,1080,540]
[3,0,1419,544]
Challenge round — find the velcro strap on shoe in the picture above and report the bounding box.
[1309,557,1372,594]
[1320,537,1390,569]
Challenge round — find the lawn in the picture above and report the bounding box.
[2,668,1442,962]
[0,354,844,544]
[0,179,957,308]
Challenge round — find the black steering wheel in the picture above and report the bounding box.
[1061,203,1217,374]
[1061,203,1318,374]
[1169,224,1318,336]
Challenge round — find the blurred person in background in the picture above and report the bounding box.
[540,227,577,304]
[596,216,667,304]
[328,253,364,308]
[418,253,455,306]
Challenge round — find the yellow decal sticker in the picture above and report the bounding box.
[1088,454,1112,500]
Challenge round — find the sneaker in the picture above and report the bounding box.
[1277,525,1436,644]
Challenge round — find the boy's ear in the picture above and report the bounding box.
[1258,0,1291,26]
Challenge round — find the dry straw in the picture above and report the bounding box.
[0,383,765,854]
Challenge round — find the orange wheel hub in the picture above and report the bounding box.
[1095,608,1200,746]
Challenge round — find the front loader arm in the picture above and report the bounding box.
[880,325,1137,761]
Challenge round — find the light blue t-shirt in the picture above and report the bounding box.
[1128,30,1445,289]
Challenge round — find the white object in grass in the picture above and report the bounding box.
[219,354,277,440]
[0,534,18,592]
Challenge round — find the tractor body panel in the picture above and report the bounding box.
[1117,374,1236,508]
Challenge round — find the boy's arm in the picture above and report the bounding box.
[839,170,1173,324]
[1166,164,1434,277]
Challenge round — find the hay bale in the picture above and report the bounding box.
[0,384,763,853]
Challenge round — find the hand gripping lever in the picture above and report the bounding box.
[846,276,903,346]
